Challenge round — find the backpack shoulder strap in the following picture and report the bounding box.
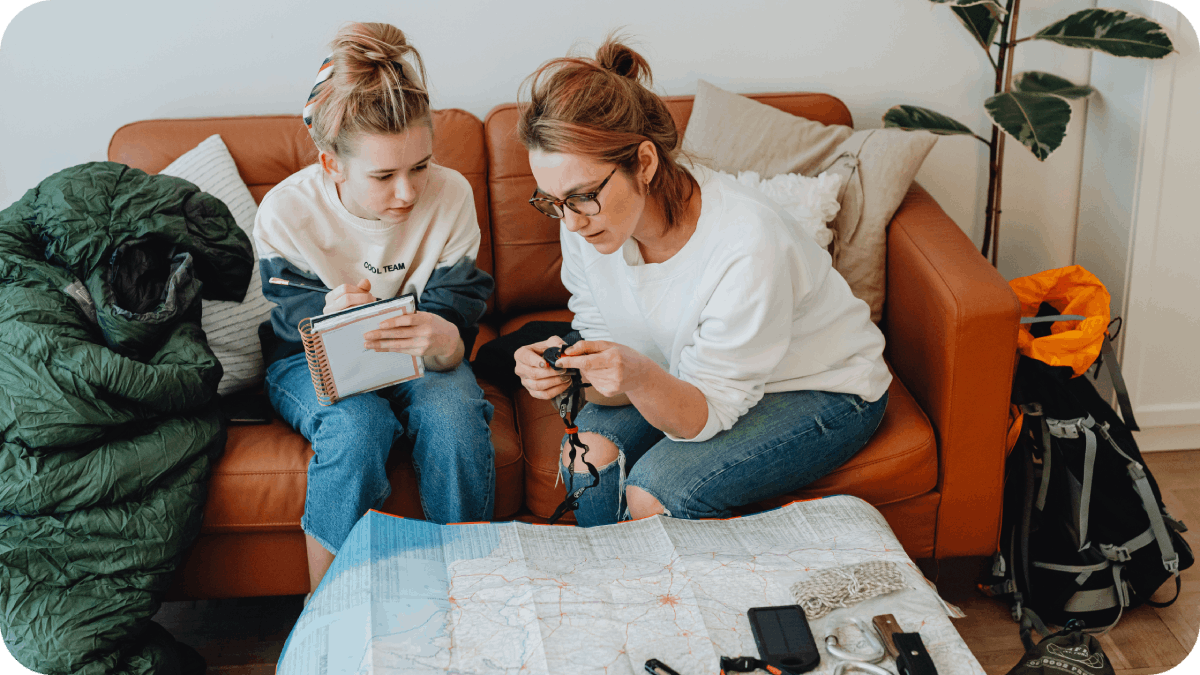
[1099,334,1139,432]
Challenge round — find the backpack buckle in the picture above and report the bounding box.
[1100,544,1132,562]
[1127,462,1146,480]
[1165,554,1180,574]
[1046,417,1081,439]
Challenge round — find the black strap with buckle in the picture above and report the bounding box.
[544,335,596,525]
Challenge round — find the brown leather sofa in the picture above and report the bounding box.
[108,92,1020,600]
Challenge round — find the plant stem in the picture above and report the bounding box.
[991,0,1022,267]
[982,0,1016,261]
[982,0,1022,266]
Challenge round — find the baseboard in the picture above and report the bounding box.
[1132,401,1200,429]
[1133,423,1200,452]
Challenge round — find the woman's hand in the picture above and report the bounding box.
[514,336,573,400]
[362,311,460,359]
[324,278,376,314]
[553,340,655,398]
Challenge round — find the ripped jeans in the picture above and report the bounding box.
[559,389,888,527]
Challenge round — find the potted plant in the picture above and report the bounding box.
[884,1,1175,266]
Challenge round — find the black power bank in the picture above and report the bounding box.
[747,605,821,674]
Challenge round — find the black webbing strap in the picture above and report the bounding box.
[1021,314,1138,431]
[1017,608,1057,652]
[720,656,787,675]
[1143,575,1183,608]
[1099,334,1139,431]
[545,337,597,525]
[549,407,599,524]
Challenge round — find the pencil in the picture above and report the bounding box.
[268,277,333,294]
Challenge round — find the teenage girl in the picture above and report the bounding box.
[513,37,891,526]
[255,22,495,589]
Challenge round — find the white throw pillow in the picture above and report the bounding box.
[717,170,842,248]
[160,134,272,395]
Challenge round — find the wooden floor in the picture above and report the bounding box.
[154,450,1200,674]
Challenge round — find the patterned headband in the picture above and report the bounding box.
[302,54,419,130]
[303,55,335,130]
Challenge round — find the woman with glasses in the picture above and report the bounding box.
[511,37,892,527]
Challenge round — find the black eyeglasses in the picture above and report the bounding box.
[528,167,618,218]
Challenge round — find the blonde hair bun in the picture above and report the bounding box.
[307,22,431,155]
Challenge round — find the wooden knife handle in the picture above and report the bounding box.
[872,613,903,658]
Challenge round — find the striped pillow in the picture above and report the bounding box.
[161,134,273,395]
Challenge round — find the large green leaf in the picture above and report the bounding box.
[1033,9,1174,58]
[1013,71,1095,99]
[984,91,1072,161]
[951,1,1005,50]
[883,105,976,136]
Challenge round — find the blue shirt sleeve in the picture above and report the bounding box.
[259,257,327,364]
[417,256,494,357]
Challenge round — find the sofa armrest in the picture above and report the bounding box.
[884,183,1020,558]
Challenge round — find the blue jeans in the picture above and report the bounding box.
[265,353,495,554]
[559,389,888,526]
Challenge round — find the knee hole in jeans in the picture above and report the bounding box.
[561,431,619,473]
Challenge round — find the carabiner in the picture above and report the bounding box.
[825,618,887,664]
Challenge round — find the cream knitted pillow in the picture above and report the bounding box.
[160,135,272,395]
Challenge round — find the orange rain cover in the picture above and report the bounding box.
[1009,265,1111,377]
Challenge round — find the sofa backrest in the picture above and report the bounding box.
[107,110,494,283]
[108,92,853,322]
[483,92,853,317]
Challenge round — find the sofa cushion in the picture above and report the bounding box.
[199,375,524,533]
[751,371,938,508]
[200,417,312,534]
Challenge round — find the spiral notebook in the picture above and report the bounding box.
[298,294,424,405]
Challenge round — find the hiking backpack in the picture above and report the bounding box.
[983,323,1193,632]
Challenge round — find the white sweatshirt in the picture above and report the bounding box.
[561,166,891,443]
[254,163,481,301]
[254,163,493,357]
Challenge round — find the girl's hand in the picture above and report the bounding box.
[553,340,654,398]
[363,311,460,358]
[324,278,375,314]
[514,336,573,400]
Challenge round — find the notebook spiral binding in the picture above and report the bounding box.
[298,317,338,406]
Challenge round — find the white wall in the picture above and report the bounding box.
[0,0,1096,276]
[1075,2,1200,451]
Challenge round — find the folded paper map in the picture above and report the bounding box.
[277,495,982,675]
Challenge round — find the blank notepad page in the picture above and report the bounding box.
[321,315,420,395]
